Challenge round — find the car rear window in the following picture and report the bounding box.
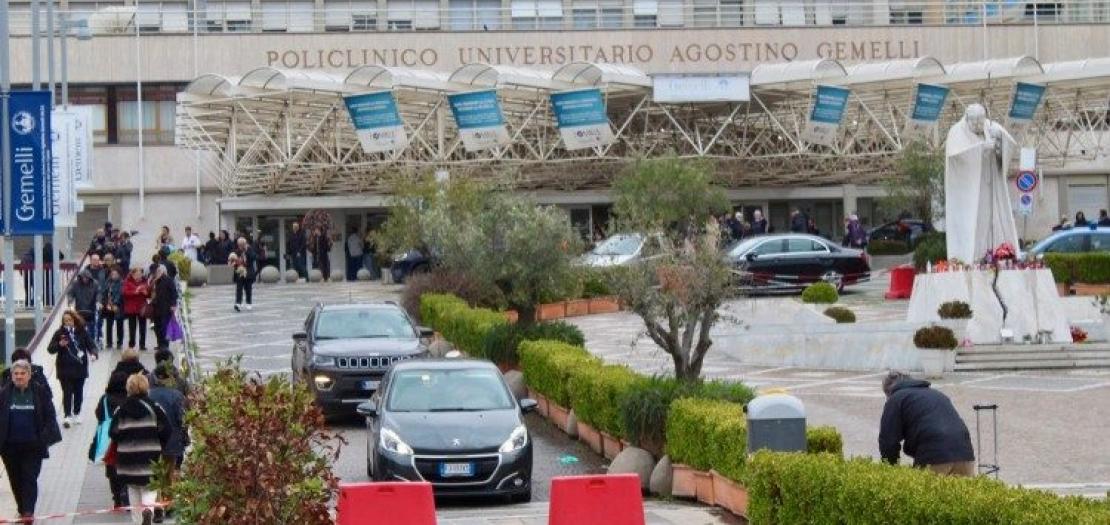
[387,369,514,412]
[315,308,415,340]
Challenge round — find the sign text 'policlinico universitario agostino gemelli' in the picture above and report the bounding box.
[343,91,408,154]
[2,91,54,236]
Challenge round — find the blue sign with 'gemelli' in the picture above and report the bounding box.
[809,85,851,125]
[1008,82,1046,121]
[3,91,54,235]
[910,84,950,123]
[448,90,505,130]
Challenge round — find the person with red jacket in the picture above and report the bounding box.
[122,267,150,351]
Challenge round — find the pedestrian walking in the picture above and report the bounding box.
[231,238,258,312]
[150,266,178,351]
[345,226,364,281]
[312,227,332,281]
[88,229,108,257]
[109,374,171,525]
[148,364,188,514]
[845,214,867,249]
[69,268,101,346]
[1074,211,1090,227]
[154,349,190,399]
[112,349,150,381]
[180,226,202,262]
[102,268,126,350]
[0,360,63,522]
[284,222,306,280]
[879,371,976,476]
[123,267,151,351]
[1099,209,1110,227]
[751,209,768,235]
[363,230,380,280]
[92,371,131,508]
[790,208,808,233]
[0,349,52,398]
[117,231,134,272]
[47,310,99,427]
[156,226,175,252]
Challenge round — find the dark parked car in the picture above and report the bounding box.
[292,303,432,413]
[723,234,871,292]
[868,219,935,249]
[390,249,431,284]
[1028,226,1110,256]
[358,359,536,502]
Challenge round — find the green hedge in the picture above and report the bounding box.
[805,426,843,455]
[867,239,912,256]
[913,232,946,271]
[567,364,640,438]
[481,321,585,367]
[419,293,508,357]
[1044,252,1110,284]
[665,398,749,480]
[518,340,599,407]
[745,451,1110,525]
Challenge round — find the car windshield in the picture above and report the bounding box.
[724,237,763,257]
[387,368,514,412]
[315,309,415,340]
[591,234,643,256]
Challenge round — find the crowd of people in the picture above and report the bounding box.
[1052,209,1110,232]
[708,208,869,249]
[0,224,194,524]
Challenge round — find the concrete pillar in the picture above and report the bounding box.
[377,0,388,30]
[502,0,512,29]
[842,183,859,218]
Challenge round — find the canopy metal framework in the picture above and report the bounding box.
[177,57,1110,197]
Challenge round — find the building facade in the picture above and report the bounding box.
[6,1,1110,269]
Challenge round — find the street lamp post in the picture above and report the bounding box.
[1,0,16,361]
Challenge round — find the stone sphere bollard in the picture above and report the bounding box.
[284,269,300,283]
[308,269,324,282]
[259,266,281,284]
[331,273,345,282]
[356,268,373,281]
[188,263,208,287]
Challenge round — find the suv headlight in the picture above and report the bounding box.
[312,355,336,367]
[380,428,414,456]
[393,251,410,262]
[498,425,528,453]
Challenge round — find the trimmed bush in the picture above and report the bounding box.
[1045,252,1110,284]
[402,271,505,321]
[745,451,1110,525]
[823,306,857,323]
[693,379,757,405]
[913,325,958,349]
[167,251,192,282]
[568,364,641,438]
[481,321,585,367]
[937,300,973,319]
[666,398,748,480]
[805,426,844,455]
[419,293,467,329]
[867,239,911,256]
[801,281,839,304]
[419,294,508,357]
[581,269,612,298]
[912,231,946,270]
[619,377,756,457]
[519,340,598,407]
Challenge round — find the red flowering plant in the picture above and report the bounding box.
[993,242,1016,261]
[1071,326,1088,343]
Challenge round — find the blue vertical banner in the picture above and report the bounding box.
[447,89,511,152]
[343,91,408,153]
[903,83,950,137]
[802,85,851,146]
[1008,82,1046,123]
[549,88,614,150]
[3,91,54,235]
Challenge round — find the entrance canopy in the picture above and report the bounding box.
[178,57,1110,196]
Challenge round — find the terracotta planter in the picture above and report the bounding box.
[710,470,749,518]
[588,296,620,315]
[537,302,567,321]
[692,469,715,506]
[496,362,520,374]
[1057,283,1074,296]
[1074,283,1110,296]
[601,431,623,460]
[671,464,697,498]
[503,310,519,323]
[565,299,590,317]
[531,392,550,418]
[549,403,570,431]
[577,421,603,454]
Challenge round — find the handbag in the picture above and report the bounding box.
[140,302,154,320]
[93,398,113,463]
[166,315,184,342]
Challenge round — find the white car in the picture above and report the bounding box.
[577,233,668,268]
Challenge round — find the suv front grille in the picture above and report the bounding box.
[335,355,412,369]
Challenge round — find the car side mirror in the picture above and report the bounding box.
[746,253,757,261]
[292,331,308,342]
[519,398,538,413]
[417,326,434,338]
[1035,253,1045,261]
[356,401,378,418]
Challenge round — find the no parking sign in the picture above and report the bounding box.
[1015,170,1038,193]
[1018,194,1034,216]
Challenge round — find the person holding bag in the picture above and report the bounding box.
[91,371,130,508]
[122,268,150,351]
[110,374,171,525]
[149,266,178,352]
[47,310,99,428]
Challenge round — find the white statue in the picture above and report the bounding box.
[941,104,1020,263]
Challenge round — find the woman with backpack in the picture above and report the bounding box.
[91,371,131,508]
[109,373,171,525]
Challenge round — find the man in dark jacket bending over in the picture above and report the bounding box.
[879,371,976,476]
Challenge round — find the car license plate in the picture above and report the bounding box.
[439,462,474,477]
[360,380,379,391]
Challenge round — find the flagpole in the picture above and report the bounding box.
[1,0,17,361]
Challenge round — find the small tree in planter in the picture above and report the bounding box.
[913,325,958,377]
[823,306,856,323]
[801,282,839,304]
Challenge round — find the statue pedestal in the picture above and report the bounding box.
[907,269,1070,344]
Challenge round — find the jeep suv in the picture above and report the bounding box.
[292,303,432,413]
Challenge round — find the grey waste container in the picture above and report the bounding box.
[745,392,806,453]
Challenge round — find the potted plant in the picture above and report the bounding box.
[537,301,567,321]
[587,296,620,314]
[671,464,698,498]
[937,300,972,340]
[710,470,749,517]
[528,389,550,418]
[565,297,590,317]
[576,420,603,454]
[692,469,715,506]
[548,400,571,431]
[600,431,623,460]
[913,325,958,377]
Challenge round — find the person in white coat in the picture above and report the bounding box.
[180,227,202,262]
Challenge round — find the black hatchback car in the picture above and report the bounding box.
[357,359,537,502]
[723,233,871,292]
[292,303,432,413]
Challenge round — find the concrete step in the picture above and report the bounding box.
[957,350,1110,363]
[958,343,1110,356]
[954,358,1110,371]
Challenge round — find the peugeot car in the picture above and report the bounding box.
[292,303,432,413]
[357,359,537,502]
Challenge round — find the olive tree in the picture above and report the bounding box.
[606,158,734,384]
[880,141,944,223]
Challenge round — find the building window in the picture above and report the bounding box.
[449,0,501,30]
[890,10,924,24]
[693,0,718,27]
[388,0,440,30]
[66,87,109,145]
[325,1,379,31]
[1025,2,1062,20]
[633,0,658,26]
[512,0,563,29]
[206,2,253,32]
[116,85,179,145]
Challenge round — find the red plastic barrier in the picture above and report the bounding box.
[549,474,645,525]
[337,482,436,525]
[885,264,916,300]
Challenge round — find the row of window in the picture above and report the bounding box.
[55,84,184,146]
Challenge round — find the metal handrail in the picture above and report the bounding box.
[174,279,201,383]
[4,1,1110,36]
[23,254,90,356]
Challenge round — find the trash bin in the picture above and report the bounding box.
[745,392,806,453]
[885,264,916,300]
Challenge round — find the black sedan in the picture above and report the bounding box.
[868,219,934,249]
[292,303,432,414]
[723,234,871,292]
[357,360,536,502]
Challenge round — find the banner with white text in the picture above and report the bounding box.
[801,85,851,146]
[4,91,54,235]
[903,83,950,138]
[344,91,409,153]
[550,88,614,150]
[448,90,511,152]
